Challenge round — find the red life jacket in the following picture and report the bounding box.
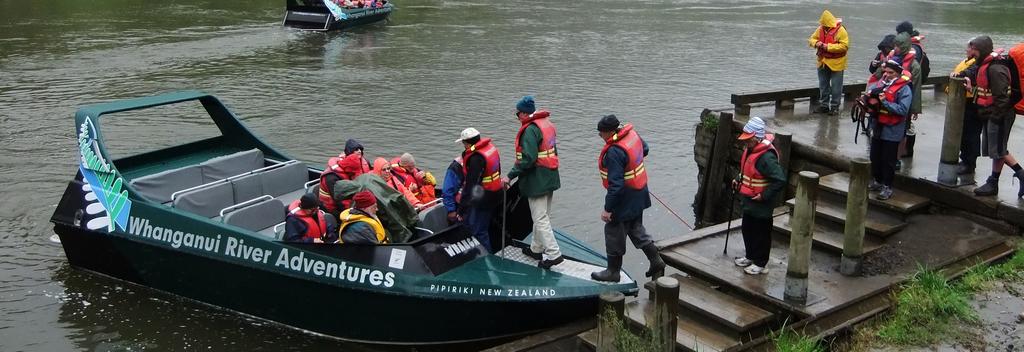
[874,77,912,126]
[598,124,648,190]
[462,138,502,192]
[817,22,847,59]
[389,158,428,193]
[514,110,559,170]
[287,200,328,241]
[739,135,779,198]
[318,153,370,213]
[976,52,1005,108]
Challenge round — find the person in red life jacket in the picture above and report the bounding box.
[866,60,913,201]
[506,95,563,269]
[590,115,665,282]
[284,193,338,243]
[896,21,930,80]
[970,36,1024,198]
[441,156,465,223]
[318,139,372,215]
[371,157,424,210]
[808,10,849,115]
[457,127,502,252]
[337,191,388,244]
[869,35,896,75]
[390,153,438,204]
[732,117,786,275]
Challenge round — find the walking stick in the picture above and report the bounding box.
[723,179,737,256]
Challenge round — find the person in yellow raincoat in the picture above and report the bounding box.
[808,10,849,115]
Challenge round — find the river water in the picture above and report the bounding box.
[2,0,1022,350]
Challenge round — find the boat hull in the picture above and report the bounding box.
[55,223,597,344]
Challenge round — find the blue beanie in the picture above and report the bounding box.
[516,95,536,114]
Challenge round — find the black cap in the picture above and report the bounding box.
[597,114,621,132]
[300,193,319,209]
[969,35,994,57]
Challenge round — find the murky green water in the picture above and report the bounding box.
[1,0,1022,350]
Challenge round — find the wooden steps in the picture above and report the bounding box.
[786,194,907,237]
[627,299,741,352]
[818,172,930,215]
[773,213,883,255]
[643,274,774,332]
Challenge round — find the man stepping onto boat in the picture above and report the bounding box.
[591,115,664,282]
[457,128,502,252]
[733,117,786,275]
[284,193,338,243]
[337,191,388,244]
[508,96,564,269]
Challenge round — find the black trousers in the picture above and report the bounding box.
[741,214,773,267]
[870,138,900,186]
[604,215,653,257]
[960,106,982,167]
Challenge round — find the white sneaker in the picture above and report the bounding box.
[744,264,768,275]
[734,257,752,267]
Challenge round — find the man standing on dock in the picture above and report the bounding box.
[808,10,849,115]
[507,96,564,269]
[591,115,664,282]
[970,36,1024,198]
[733,117,786,275]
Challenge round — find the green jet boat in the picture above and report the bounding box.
[50,91,638,345]
[284,0,393,31]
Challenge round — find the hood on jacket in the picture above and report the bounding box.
[520,110,550,124]
[339,153,367,176]
[372,157,391,177]
[344,139,364,155]
[877,34,897,53]
[969,35,994,58]
[894,32,912,55]
[818,10,838,28]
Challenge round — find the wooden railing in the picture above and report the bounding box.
[730,76,950,117]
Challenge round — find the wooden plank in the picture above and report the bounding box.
[625,300,741,352]
[818,172,930,214]
[730,76,949,105]
[483,318,595,352]
[773,213,882,255]
[786,196,907,237]
[643,274,774,332]
[700,112,735,226]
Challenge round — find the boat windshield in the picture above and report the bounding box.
[99,100,221,160]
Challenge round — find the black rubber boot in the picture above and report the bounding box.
[641,244,666,278]
[1016,170,1024,198]
[974,176,999,196]
[591,255,622,282]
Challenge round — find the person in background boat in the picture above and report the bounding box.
[590,115,664,282]
[319,139,372,215]
[867,60,913,201]
[507,95,563,269]
[970,36,1024,198]
[337,191,388,244]
[458,127,502,252]
[732,117,786,275]
[442,156,465,224]
[808,9,849,115]
[284,193,338,243]
[372,157,425,211]
[951,39,981,175]
[390,153,438,204]
[869,35,896,74]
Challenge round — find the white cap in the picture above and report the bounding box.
[456,127,480,142]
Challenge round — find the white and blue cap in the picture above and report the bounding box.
[738,116,766,140]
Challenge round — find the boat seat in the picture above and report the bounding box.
[277,188,309,208]
[223,198,286,232]
[173,181,235,218]
[416,203,449,234]
[230,173,265,204]
[260,162,308,198]
[199,149,265,183]
[130,165,205,203]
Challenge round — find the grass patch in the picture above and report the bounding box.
[598,307,669,352]
[772,326,825,352]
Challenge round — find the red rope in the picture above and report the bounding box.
[650,191,695,230]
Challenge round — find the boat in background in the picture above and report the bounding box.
[284,0,392,31]
[51,91,637,345]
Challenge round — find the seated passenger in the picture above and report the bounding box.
[338,191,387,244]
[318,139,372,215]
[372,157,424,210]
[390,153,438,204]
[284,194,338,243]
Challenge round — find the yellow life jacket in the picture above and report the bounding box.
[338,209,388,244]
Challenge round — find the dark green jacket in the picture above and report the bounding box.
[740,152,786,219]
[507,124,560,197]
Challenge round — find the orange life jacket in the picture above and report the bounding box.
[817,22,847,59]
[462,138,502,192]
[598,124,648,190]
[514,110,559,170]
[318,153,370,213]
[874,76,912,126]
[388,158,436,202]
[739,135,779,198]
[287,200,328,241]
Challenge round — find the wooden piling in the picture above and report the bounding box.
[597,291,625,352]
[841,158,870,276]
[653,277,679,352]
[701,112,735,225]
[937,77,966,186]
[775,99,795,114]
[785,171,818,303]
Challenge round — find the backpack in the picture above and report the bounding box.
[1007,43,1024,115]
[912,43,930,80]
